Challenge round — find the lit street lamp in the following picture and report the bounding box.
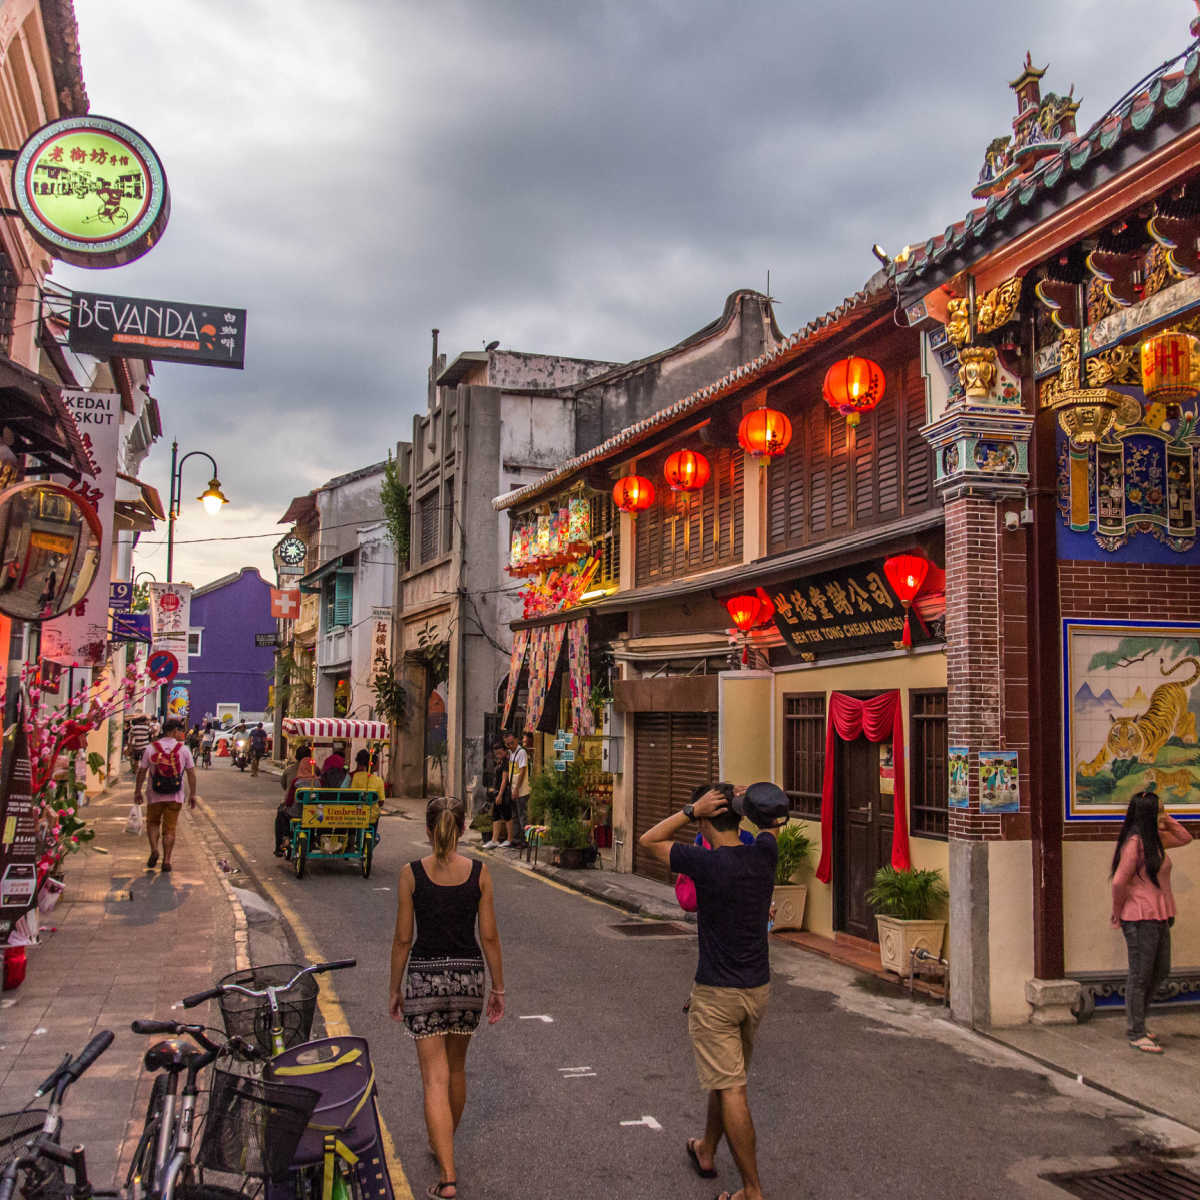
[166,440,228,582]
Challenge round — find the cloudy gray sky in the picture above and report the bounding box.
[57,0,1193,586]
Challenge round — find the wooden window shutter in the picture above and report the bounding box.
[852,407,875,525]
[333,573,353,626]
[808,402,828,537]
[828,410,850,531]
[876,383,901,517]
[902,362,933,510]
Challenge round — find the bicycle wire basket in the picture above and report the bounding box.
[216,964,318,1057]
[0,1111,46,1167]
[198,1067,318,1182]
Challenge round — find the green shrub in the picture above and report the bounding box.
[774,824,812,885]
[865,866,947,921]
[548,816,590,850]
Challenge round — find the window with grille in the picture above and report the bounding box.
[441,479,454,555]
[418,490,440,563]
[589,491,620,586]
[783,693,825,818]
[910,689,948,839]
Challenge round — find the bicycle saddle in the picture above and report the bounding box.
[143,1038,192,1071]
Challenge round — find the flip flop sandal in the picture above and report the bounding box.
[1129,1036,1164,1053]
[687,1140,718,1179]
[426,1184,456,1198]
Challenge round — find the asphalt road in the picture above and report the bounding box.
[193,763,1198,1200]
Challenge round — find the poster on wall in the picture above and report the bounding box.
[979,750,1019,813]
[948,746,970,808]
[148,582,191,671]
[167,684,190,721]
[879,742,895,796]
[41,390,121,668]
[1064,620,1200,822]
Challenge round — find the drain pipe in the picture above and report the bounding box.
[909,946,950,1006]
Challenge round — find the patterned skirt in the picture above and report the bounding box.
[403,956,486,1039]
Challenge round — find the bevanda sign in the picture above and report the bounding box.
[70,291,247,369]
[12,115,169,268]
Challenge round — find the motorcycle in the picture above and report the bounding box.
[232,734,250,771]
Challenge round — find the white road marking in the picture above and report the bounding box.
[620,1116,663,1131]
[558,1066,597,1078]
[519,1014,554,1023]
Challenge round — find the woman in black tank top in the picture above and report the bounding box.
[390,796,505,1200]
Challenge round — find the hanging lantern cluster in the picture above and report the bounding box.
[822,357,885,428]
[723,592,775,666]
[663,449,710,491]
[507,496,592,576]
[883,553,930,648]
[1140,330,1200,405]
[738,408,793,458]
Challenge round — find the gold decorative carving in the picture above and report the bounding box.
[1084,344,1140,387]
[957,345,998,399]
[976,276,1022,335]
[1042,330,1122,445]
[944,276,1022,348]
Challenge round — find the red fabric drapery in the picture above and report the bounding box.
[814,691,912,883]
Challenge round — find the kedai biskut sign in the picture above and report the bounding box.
[12,115,169,268]
[69,291,247,369]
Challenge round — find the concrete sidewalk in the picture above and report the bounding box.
[0,776,248,1187]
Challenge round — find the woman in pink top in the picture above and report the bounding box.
[1110,790,1193,1052]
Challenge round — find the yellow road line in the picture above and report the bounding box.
[470,849,610,908]
[226,835,414,1200]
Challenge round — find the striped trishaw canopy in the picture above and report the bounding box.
[281,717,390,741]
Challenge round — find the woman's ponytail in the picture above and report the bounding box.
[427,795,465,862]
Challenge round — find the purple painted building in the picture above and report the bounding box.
[180,567,275,725]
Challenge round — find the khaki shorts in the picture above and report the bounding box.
[687,982,769,1091]
[146,801,182,833]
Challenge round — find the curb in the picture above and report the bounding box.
[191,799,251,971]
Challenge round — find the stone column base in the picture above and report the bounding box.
[1025,977,1081,1025]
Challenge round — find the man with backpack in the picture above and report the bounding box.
[249,722,269,776]
[134,716,199,872]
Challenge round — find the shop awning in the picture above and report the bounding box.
[297,548,358,593]
[282,717,389,741]
[2,358,97,480]
[114,472,165,532]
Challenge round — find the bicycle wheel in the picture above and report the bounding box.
[126,1074,168,1195]
[360,839,372,880]
[294,837,306,879]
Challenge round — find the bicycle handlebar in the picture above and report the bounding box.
[314,959,356,972]
[183,959,356,1008]
[66,1031,114,1082]
[180,985,222,1009]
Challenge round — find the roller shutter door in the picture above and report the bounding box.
[632,711,720,882]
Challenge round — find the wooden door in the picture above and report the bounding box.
[633,711,719,882]
[835,735,894,941]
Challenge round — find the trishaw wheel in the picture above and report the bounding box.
[361,839,373,879]
[294,838,307,879]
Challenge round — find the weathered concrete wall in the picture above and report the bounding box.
[316,464,386,563]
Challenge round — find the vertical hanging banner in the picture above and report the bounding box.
[148,581,191,671]
[0,716,37,936]
[371,606,391,669]
[41,389,122,668]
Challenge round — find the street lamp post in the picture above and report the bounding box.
[166,439,228,583]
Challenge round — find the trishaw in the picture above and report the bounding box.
[280,718,390,881]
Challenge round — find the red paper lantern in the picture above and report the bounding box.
[725,594,767,631]
[738,408,793,457]
[1141,331,1200,404]
[663,449,711,491]
[612,475,655,513]
[883,553,931,647]
[822,357,886,428]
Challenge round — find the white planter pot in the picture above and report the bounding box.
[875,916,946,977]
[772,884,807,932]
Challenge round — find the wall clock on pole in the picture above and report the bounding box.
[278,535,306,566]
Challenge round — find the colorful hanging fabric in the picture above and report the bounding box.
[566,618,594,735]
[814,691,912,883]
[525,623,567,732]
[501,628,529,729]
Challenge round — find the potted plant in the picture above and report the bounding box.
[771,824,812,931]
[865,866,948,977]
[536,764,590,868]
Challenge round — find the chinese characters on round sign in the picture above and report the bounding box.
[12,115,170,268]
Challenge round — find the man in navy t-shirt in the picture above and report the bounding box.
[639,781,781,1200]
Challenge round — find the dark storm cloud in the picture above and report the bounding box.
[59,0,1192,584]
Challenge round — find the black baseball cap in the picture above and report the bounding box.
[733,781,789,827]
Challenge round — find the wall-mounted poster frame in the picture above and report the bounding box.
[1063,619,1200,822]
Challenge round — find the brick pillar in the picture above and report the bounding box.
[945,496,1003,1026]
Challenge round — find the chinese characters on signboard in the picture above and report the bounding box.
[372,607,391,670]
[769,561,905,656]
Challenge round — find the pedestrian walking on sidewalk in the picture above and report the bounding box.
[390,795,505,1200]
[1111,789,1193,1053]
[639,781,786,1200]
[126,714,150,776]
[134,716,199,873]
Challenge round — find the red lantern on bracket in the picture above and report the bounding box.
[663,449,711,491]
[822,357,886,428]
[883,553,930,648]
[725,593,771,666]
[738,408,793,458]
[612,474,655,514]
